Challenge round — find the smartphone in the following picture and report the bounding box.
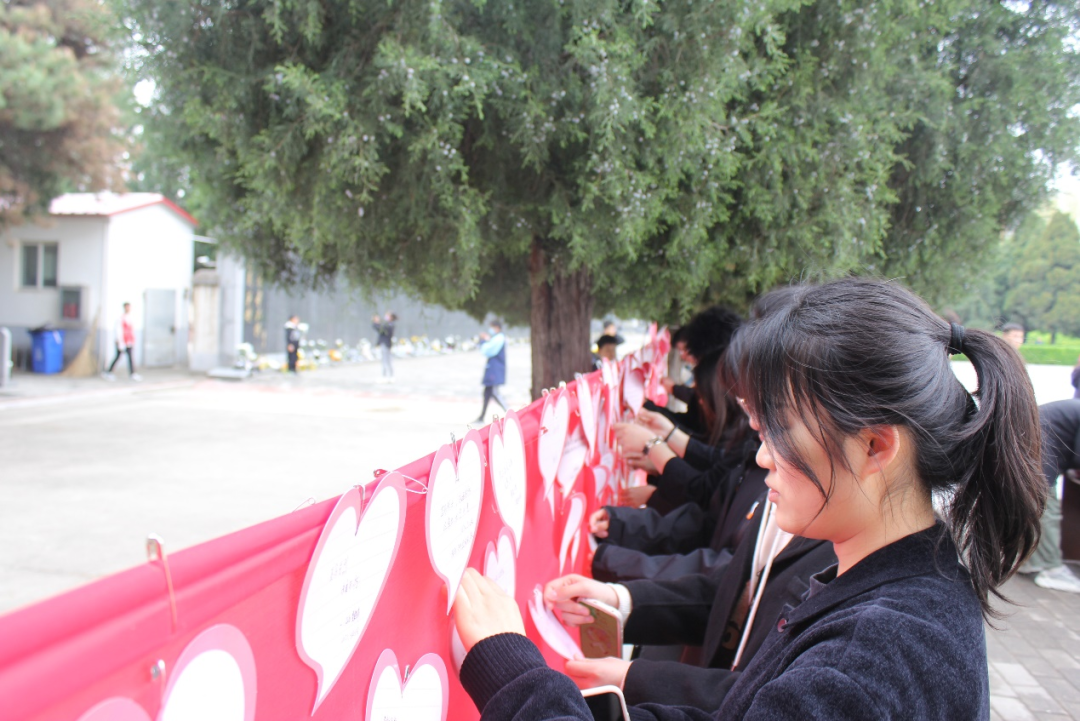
[579,598,623,659]
[582,685,630,721]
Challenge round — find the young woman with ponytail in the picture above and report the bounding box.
[453,278,1045,721]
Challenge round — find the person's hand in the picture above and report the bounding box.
[543,574,618,624]
[613,422,654,457]
[287,344,295,352]
[564,657,632,691]
[589,508,610,537]
[453,568,526,653]
[635,409,674,438]
[626,454,658,474]
[620,484,656,507]
[372,314,380,322]
[661,377,676,394]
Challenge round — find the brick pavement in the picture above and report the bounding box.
[988,563,1080,720]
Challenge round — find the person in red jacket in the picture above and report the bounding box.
[102,302,140,381]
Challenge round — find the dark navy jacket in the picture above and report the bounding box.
[481,333,507,386]
[459,524,989,721]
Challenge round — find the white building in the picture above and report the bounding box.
[0,193,196,370]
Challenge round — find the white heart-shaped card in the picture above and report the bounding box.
[366,649,448,721]
[488,410,527,553]
[426,430,485,613]
[297,476,406,712]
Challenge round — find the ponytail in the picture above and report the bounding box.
[944,329,1045,619]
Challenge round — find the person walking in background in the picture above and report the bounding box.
[102,302,140,381]
[372,311,396,382]
[1020,399,1080,593]
[475,319,507,423]
[284,314,301,374]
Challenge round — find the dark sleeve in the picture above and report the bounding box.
[622,568,722,646]
[459,633,592,721]
[624,661,741,712]
[604,503,708,555]
[1072,364,1080,389]
[672,384,695,404]
[650,458,728,512]
[682,438,719,471]
[592,545,730,584]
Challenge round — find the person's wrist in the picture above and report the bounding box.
[662,426,676,442]
[642,436,665,454]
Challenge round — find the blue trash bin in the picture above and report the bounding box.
[30,329,65,374]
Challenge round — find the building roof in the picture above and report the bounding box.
[49,192,198,227]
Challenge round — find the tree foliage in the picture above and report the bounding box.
[122,0,1080,326]
[1005,210,1080,341]
[0,0,126,224]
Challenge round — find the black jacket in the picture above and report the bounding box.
[460,525,989,721]
[592,464,768,584]
[1040,399,1080,483]
[620,514,834,710]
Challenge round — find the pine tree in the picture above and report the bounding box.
[0,0,126,224]
[1006,211,1080,342]
[122,0,1080,396]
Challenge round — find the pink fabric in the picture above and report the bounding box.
[0,344,668,721]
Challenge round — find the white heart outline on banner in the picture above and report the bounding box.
[488,410,527,555]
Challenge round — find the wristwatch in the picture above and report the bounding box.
[642,436,666,454]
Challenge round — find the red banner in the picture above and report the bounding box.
[0,331,669,721]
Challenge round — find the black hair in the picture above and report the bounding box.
[741,278,1044,620]
[682,305,743,361]
[1000,322,1024,333]
[597,334,619,349]
[691,350,727,447]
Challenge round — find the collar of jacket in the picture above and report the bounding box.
[779,523,963,632]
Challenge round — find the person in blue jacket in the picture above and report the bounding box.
[475,319,507,423]
[452,278,1045,721]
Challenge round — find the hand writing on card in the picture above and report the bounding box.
[619,484,657,507]
[543,574,617,625]
[612,422,653,456]
[453,568,525,653]
[634,409,674,438]
[564,657,632,691]
[589,509,610,538]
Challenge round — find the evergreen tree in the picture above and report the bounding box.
[121,0,1080,396]
[1005,210,1080,342]
[0,0,126,224]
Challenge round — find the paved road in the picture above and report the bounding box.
[1,351,1077,720]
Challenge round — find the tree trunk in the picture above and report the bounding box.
[528,239,594,400]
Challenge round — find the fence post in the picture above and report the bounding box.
[0,327,11,388]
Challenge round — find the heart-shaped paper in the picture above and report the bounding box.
[488,410,527,553]
[426,430,485,613]
[297,476,406,712]
[558,493,587,574]
[485,528,517,598]
[366,649,448,721]
[160,624,257,721]
[537,389,570,504]
[623,367,646,414]
[574,374,597,459]
[556,425,589,499]
[527,585,583,661]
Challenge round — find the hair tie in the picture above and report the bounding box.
[947,323,966,356]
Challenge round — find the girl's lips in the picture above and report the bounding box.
[767,489,780,503]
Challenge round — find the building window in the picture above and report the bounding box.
[20,243,58,288]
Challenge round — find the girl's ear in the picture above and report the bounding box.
[856,425,903,478]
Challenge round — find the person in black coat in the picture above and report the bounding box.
[1020,399,1080,592]
[452,278,1045,721]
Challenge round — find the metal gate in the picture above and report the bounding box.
[143,289,176,367]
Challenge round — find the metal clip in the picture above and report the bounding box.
[146,535,178,632]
